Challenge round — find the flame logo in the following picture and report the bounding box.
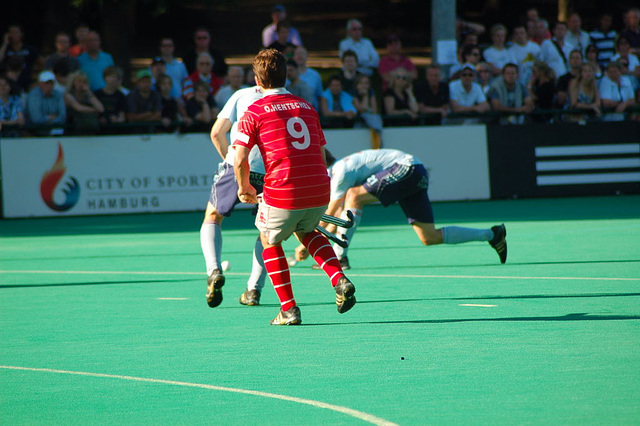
[40,143,80,212]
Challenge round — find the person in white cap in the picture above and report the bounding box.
[26,71,66,125]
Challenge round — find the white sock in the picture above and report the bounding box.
[333,208,362,258]
[442,226,493,244]
[247,237,266,292]
[200,222,222,276]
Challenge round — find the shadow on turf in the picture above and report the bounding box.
[0,278,201,289]
[306,312,640,326]
[356,259,640,270]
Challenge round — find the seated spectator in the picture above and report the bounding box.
[532,19,552,45]
[64,70,104,133]
[383,67,419,121]
[475,62,492,95]
[0,74,25,134]
[483,24,516,78]
[338,19,379,76]
[3,56,25,97]
[415,64,449,123]
[567,63,600,122]
[293,46,322,109]
[320,75,356,125]
[620,8,640,54]
[52,60,71,94]
[589,13,617,67]
[149,56,166,91]
[488,63,533,124]
[459,29,479,48]
[619,57,640,92]
[285,60,314,105]
[338,50,361,96]
[0,24,40,93]
[68,24,89,57]
[599,61,636,121]
[215,66,247,107]
[157,73,191,130]
[127,69,162,123]
[528,60,557,122]
[262,4,302,48]
[185,80,217,128]
[183,27,228,78]
[449,45,482,80]
[268,21,297,58]
[585,45,604,79]
[77,31,115,91]
[94,66,127,126]
[566,12,591,55]
[610,36,640,79]
[556,49,584,108]
[243,65,256,86]
[26,71,66,127]
[352,74,383,147]
[183,52,223,101]
[44,32,80,73]
[449,64,490,122]
[540,21,574,80]
[157,37,188,100]
[508,25,541,85]
[378,35,417,91]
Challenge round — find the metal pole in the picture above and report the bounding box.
[431,0,457,67]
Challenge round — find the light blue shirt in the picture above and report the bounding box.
[299,67,323,109]
[164,58,189,99]
[338,37,379,75]
[26,87,66,125]
[329,149,419,200]
[78,51,115,91]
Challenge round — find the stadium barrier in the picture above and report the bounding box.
[0,126,490,218]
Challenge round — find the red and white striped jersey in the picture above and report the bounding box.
[234,89,330,210]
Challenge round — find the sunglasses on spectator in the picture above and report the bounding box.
[395,75,408,80]
[461,73,475,77]
[196,35,209,40]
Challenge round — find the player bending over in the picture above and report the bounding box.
[233,49,356,325]
[296,148,507,268]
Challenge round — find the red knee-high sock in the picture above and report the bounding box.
[262,245,296,311]
[302,231,345,287]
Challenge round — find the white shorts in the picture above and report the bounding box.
[255,202,327,245]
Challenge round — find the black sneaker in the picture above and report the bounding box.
[239,289,261,306]
[206,269,225,308]
[489,224,507,264]
[312,256,350,270]
[270,306,302,325]
[339,256,350,270]
[334,276,356,314]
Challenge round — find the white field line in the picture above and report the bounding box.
[0,366,398,426]
[0,270,638,282]
[459,304,498,307]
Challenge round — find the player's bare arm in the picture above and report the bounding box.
[210,117,232,159]
[233,145,258,204]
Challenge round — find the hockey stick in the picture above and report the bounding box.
[320,210,354,229]
[315,225,349,248]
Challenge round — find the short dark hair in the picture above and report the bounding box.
[286,59,298,69]
[341,49,358,63]
[327,75,343,85]
[276,20,291,32]
[253,49,287,89]
[502,63,519,74]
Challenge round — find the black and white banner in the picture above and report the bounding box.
[488,122,640,198]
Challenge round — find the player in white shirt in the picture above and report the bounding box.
[295,149,508,269]
[201,86,266,308]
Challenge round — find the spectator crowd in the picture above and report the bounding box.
[1,5,639,137]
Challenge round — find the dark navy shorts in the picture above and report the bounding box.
[209,162,264,217]
[362,163,434,224]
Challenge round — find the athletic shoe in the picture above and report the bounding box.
[489,224,507,264]
[339,256,350,270]
[312,256,350,270]
[334,276,356,314]
[206,269,225,308]
[239,289,261,306]
[270,306,302,325]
